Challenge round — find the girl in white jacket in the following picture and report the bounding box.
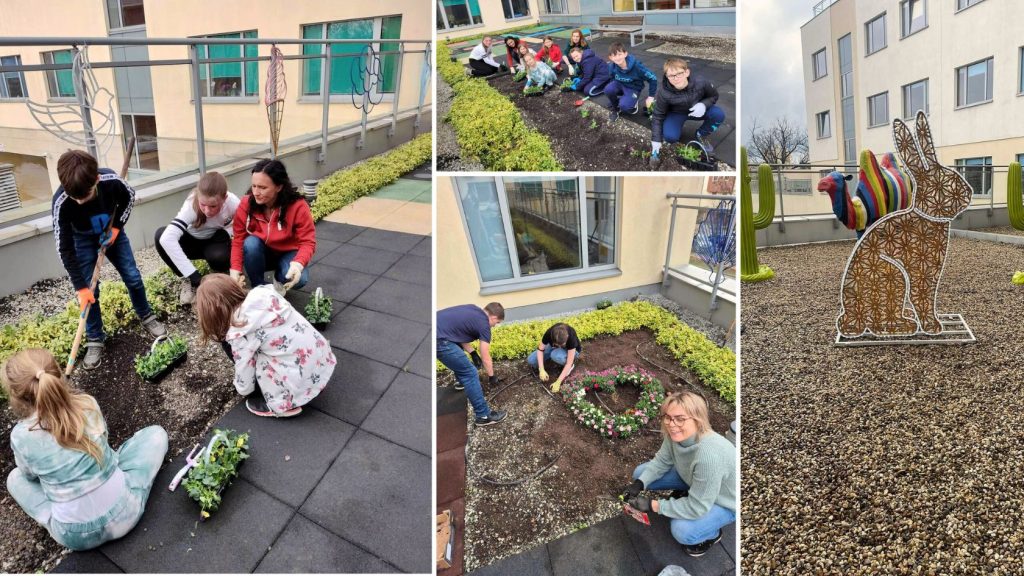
[195,273,335,417]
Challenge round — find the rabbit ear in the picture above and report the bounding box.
[892,117,927,175]
[914,111,938,167]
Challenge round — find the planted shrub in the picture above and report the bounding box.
[184,429,250,519]
[523,85,544,96]
[677,145,703,163]
[596,298,613,310]
[305,288,332,328]
[135,335,188,382]
[560,78,573,91]
[512,69,526,82]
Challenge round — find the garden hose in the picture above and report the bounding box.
[480,453,560,487]
[635,342,712,408]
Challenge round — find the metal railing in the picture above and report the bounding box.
[663,192,736,311]
[812,0,839,17]
[0,34,431,176]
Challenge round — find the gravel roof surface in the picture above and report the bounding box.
[646,34,736,64]
[741,237,1024,574]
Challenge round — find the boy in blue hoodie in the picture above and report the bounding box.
[603,42,658,121]
[567,46,610,97]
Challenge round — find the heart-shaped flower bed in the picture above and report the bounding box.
[559,365,665,439]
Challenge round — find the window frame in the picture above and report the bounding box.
[300,16,400,102]
[812,48,827,80]
[0,55,28,100]
[105,0,145,31]
[865,12,887,56]
[502,0,532,21]
[955,0,986,13]
[815,110,831,139]
[453,176,623,294]
[1018,46,1024,96]
[612,1,735,12]
[902,78,928,119]
[955,156,993,197]
[436,0,484,31]
[867,91,889,128]
[41,49,76,101]
[955,57,994,109]
[899,0,927,38]
[194,30,259,102]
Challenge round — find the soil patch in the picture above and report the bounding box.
[0,312,237,573]
[460,329,734,571]
[486,73,728,172]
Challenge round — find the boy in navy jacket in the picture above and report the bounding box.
[603,42,658,121]
[567,47,610,97]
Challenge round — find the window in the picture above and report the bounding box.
[455,176,618,287]
[955,157,992,196]
[542,0,568,15]
[502,0,531,19]
[694,0,735,6]
[902,79,928,118]
[437,0,482,30]
[956,57,993,107]
[303,16,402,97]
[956,0,985,11]
[816,111,831,139]
[1018,154,1024,190]
[42,50,75,99]
[121,114,159,171]
[0,55,27,99]
[865,13,886,55]
[196,31,258,98]
[1019,46,1023,94]
[105,0,145,29]
[614,1,724,10]
[900,0,926,37]
[868,92,888,127]
[812,48,827,80]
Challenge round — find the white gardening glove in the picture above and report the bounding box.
[689,102,706,118]
[283,261,304,289]
[567,64,575,76]
[651,141,662,157]
[229,269,246,288]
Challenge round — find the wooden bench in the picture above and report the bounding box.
[590,16,645,47]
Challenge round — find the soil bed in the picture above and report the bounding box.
[458,328,733,571]
[742,237,1024,575]
[486,73,728,172]
[0,311,237,573]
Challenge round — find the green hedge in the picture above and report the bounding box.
[441,301,736,403]
[309,133,432,221]
[438,42,562,172]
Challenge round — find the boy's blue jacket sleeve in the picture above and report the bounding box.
[639,60,658,97]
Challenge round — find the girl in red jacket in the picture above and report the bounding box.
[230,159,316,294]
[536,36,564,74]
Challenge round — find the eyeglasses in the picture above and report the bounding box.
[661,414,693,426]
[667,71,687,80]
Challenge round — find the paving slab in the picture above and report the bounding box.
[361,372,432,456]
[720,523,736,561]
[547,517,644,576]
[255,514,395,573]
[309,238,342,265]
[51,550,123,573]
[314,221,366,243]
[301,431,431,574]
[622,513,735,576]
[437,497,466,576]
[383,253,431,286]
[409,236,431,258]
[326,305,429,369]
[297,262,378,303]
[217,402,357,507]
[470,542,553,576]
[436,411,468,454]
[349,227,425,254]
[310,349,400,426]
[319,243,406,276]
[408,335,432,378]
[437,385,468,417]
[354,276,432,325]
[436,446,467,508]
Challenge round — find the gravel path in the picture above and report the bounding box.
[646,33,736,64]
[741,237,1024,575]
[436,76,484,172]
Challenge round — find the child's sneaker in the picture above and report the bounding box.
[629,100,641,115]
[179,278,195,305]
[608,109,620,123]
[83,340,103,370]
[141,314,167,338]
[246,396,302,418]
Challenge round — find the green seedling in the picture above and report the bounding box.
[134,335,187,381]
[523,85,544,96]
[183,429,250,518]
[677,145,703,162]
[589,119,597,129]
[580,108,590,118]
[512,69,526,82]
[560,78,573,90]
[304,289,333,325]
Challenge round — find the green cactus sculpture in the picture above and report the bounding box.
[740,146,776,282]
[1008,162,1023,229]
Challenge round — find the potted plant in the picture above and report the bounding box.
[675,141,717,171]
[304,287,332,330]
[512,69,526,82]
[135,335,188,383]
[559,77,573,92]
[596,298,613,310]
[523,85,544,96]
[183,429,250,520]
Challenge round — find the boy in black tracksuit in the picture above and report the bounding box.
[52,150,166,369]
[650,58,725,164]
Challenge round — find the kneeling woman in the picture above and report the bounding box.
[621,391,736,557]
[3,349,167,551]
[230,159,315,294]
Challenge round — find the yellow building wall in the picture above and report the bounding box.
[436,176,708,311]
[438,0,541,42]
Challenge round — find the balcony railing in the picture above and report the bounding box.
[812,0,840,17]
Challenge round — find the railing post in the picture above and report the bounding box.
[662,196,678,288]
[388,44,404,138]
[319,41,330,164]
[71,46,99,161]
[775,165,786,233]
[188,43,206,174]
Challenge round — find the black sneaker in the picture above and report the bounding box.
[454,381,465,391]
[246,396,301,418]
[474,409,507,427]
[608,109,620,123]
[682,530,723,557]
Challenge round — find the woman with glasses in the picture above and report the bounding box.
[648,57,725,167]
[620,391,736,557]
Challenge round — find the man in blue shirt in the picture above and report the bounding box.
[436,302,508,426]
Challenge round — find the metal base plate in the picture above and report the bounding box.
[835,313,977,347]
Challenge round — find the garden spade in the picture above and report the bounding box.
[168,443,202,491]
[623,502,652,525]
[574,95,591,107]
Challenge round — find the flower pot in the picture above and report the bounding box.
[312,321,329,331]
[305,287,332,330]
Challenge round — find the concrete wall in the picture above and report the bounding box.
[437,0,542,42]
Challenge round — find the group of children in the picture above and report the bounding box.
[435,303,736,557]
[467,29,726,163]
[3,149,337,551]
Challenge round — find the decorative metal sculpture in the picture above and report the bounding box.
[693,199,736,274]
[817,150,911,237]
[351,44,385,113]
[835,111,976,346]
[264,45,286,158]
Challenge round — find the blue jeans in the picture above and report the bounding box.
[242,235,309,289]
[663,105,726,142]
[603,80,640,113]
[74,231,152,342]
[436,339,490,419]
[526,347,568,367]
[632,462,736,545]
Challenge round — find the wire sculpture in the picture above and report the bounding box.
[692,199,736,280]
[264,45,287,158]
[350,44,385,113]
[26,46,117,166]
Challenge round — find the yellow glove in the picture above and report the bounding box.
[550,378,562,393]
[538,364,549,382]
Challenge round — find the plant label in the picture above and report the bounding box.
[623,503,651,525]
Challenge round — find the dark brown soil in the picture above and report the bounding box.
[0,313,237,573]
[487,73,726,172]
[462,329,734,571]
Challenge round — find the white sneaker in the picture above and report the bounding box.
[273,280,287,297]
[179,278,195,305]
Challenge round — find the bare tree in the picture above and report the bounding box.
[745,116,808,166]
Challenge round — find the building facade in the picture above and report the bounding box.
[436,0,541,41]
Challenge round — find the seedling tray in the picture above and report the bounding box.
[199,457,245,522]
[143,352,187,384]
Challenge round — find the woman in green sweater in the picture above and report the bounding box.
[621,391,736,557]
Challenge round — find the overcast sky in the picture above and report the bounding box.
[741,1,817,145]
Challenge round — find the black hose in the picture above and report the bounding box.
[480,453,561,487]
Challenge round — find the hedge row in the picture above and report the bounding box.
[309,133,432,221]
[441,301,736,403]
[438,42,562,172]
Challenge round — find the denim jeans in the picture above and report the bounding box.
[603,80,640,113]
[74,231,153,342]
[526,347,569,367]
[632,462,736,545]
[436,339,490,419]
[662,105,726,142]
[242,235,309,289]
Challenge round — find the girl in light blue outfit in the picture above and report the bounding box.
[3,349,167,551]
[523,53,557,93]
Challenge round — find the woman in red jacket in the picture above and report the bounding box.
[536,36,564,74]
[229,159,316,294]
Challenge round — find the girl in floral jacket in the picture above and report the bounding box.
[196,273,335,417]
